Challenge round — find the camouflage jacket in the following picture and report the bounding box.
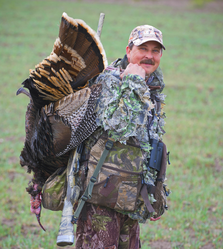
[81,55,167,222]
[93,54,166,150]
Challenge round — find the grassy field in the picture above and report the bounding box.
[0,0,223,248]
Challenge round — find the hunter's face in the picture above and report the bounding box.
[126,41,162,76]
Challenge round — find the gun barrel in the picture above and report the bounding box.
[97,13,105,38]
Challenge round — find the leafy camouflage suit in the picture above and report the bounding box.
[75,54,166,249]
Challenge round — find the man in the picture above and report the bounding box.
[75,25,167,249]
[121,25,164,81]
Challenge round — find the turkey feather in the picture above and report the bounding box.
[17,14,106,228]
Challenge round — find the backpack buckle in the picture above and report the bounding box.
[71,216,78,224]
[90,176,97,183]
[105,139,114,150]
[81,195,88,201]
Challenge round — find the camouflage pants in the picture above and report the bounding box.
[75,203,141,249]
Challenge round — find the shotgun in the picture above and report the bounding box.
[56,145,83,246]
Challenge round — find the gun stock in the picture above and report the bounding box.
[56,148,78,246]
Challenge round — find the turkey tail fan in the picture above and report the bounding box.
[22,12,107,110]
[56,13,107,89]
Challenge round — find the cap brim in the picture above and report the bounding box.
[133,38,166,50]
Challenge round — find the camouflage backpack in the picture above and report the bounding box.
[41,130,170,223]
[71,130,170,223]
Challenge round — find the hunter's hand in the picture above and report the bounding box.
[120,63,146,80]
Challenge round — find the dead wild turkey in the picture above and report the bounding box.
[17,13,107,229]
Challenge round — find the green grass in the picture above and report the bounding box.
[0,0,223,248]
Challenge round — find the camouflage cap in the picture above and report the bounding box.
[128,25,165,50]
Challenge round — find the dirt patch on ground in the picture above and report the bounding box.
[21,223,42,236]
[214,157,223,173]
[148,240,172,249]
[148,240,216,249]
[148,240,185,249]
[1,218,16,228]
[200,242,216,249]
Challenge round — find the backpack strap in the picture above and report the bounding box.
[71,138,114,224]
[140,185,155,213]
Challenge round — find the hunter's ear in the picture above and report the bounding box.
[126,46,131,62]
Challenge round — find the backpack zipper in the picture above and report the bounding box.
[102,164,143,175]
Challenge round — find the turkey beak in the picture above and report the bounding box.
[16,87,31,99]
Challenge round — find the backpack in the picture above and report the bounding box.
[42,166,67,211]
[41,130,170,246]
[72,132,169,223]
[42,130,170,221]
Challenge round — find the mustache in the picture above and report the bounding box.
[140,59,155,65]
